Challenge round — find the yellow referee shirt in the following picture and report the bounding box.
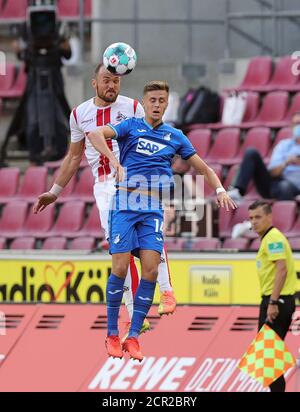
[256,227,297,296]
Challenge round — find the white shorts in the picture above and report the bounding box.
[93,179,116,240]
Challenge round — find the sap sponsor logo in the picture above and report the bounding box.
[136,139,166,156]
[88,356,196,391]
[184,358,269,392]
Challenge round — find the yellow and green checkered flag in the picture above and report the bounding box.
[238,324,295,387]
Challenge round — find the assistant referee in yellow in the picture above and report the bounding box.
[248,200,297,392]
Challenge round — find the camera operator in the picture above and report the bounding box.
[3,0,72,165]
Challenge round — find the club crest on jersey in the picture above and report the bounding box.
[163,133,171,141]
[116,112,128,122]
[136,138,167,155]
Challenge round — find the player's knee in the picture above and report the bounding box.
[112,260,129,277]
[142,267,159,282]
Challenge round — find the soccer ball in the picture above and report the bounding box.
[103,42,137,76]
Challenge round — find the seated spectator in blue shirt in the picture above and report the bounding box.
[228,112,300,201]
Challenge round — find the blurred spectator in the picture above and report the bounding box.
[228,112,300,201]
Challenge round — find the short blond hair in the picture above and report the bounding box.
[143,81,169,95]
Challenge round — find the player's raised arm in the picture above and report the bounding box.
[33,140,85,214]
[186,154,237,211]
[88,125,124,182]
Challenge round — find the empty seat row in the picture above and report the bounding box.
[226,56,300,93]
[1,234,299,251]
[188,90,300,131]
[187,126,292,166]
[0,165,94,204]
[219,200,300,239]
[0,201,104,239]
[0,0,91,20]
[0,236,96,250]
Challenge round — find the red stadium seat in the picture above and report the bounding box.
[250,238,260,250]
[22,204,55,238]
[71,167,94,202]
[84,0,92,16]
[0,201,28,238]
[242,92,260,123]
[1,65,26,98]
[223,164,239,190]
[0,64,16,98]
[187,129,211,157]
[236,56,273,92]
[0,238,6,249]
[164,237,185,251]
[272,201,297,234]
[242,91,289,128]
[187,237,221,251]
[205,128,240,165]
[57,0,78,17]
[69,237,95,251]
[0,167,20,203]
[47,201,85,238]
[231,127,271,164]
[42,237,67,250]
[0,0,27,19]
[218,206,235,238]
[16,167,48,202]
[243,181,261,200]
[10,237,35,250]
[228,201,255,239]
[222,238,250,250]
[76,204,105,238]
[273,127,293,147]
[285,214,300,238]
[288,238,300,250]
[283,92,300,121]
[258,56,300,92]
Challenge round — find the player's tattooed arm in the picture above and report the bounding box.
[88,126,124,182]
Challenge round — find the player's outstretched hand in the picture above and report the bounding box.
[33,192,57,214]
[114,164,125,183]
[216,192,237,211]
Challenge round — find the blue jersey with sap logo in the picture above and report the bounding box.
[108,117,196,191]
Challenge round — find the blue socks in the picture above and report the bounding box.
[128,278,156,338]
[106,273,125,336]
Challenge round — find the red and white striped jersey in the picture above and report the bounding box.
[70,95,144,183]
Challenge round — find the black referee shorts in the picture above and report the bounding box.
[258,295,296,340]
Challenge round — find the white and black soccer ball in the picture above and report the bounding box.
[103,42,137,76]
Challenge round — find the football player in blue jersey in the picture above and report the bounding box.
[88,81,237,361]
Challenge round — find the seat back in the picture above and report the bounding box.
[240,56,273,88]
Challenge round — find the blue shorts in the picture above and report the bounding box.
[109,208,164,255]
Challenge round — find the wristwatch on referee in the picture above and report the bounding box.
[268,299,279,306]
